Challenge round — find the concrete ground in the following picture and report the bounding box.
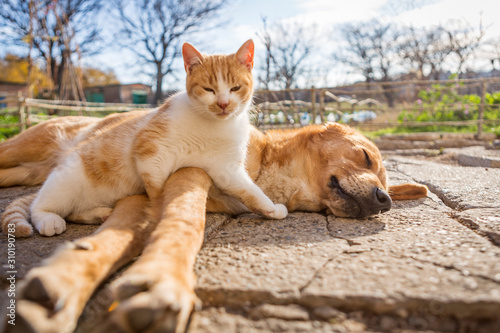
[1,147,499,332]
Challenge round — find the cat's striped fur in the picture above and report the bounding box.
[1,193,36,236]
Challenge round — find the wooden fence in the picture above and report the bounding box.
[0,94,152,133]
[0,94,29,132]
[253,77,500,136]
[1,77,500,137]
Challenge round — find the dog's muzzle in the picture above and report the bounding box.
[358,187,392,218]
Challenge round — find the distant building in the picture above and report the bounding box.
[0,81,28,96]
[85,83,153,104]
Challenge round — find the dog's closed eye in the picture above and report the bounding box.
[363,149,372,169]
[329,176,346,195]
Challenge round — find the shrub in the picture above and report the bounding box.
[398,76,500,124]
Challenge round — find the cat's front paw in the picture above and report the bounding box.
[266,204,288,219]
[35,213,66,236]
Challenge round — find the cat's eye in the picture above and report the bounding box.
[230,86,241,92]
[203,87,215,93]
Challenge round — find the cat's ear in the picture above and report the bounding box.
[235,39,254,71]
[182,42,204,73]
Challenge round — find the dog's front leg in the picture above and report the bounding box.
[6,195,154,333]
[105,167,212,333]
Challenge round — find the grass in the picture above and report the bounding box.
[361,124,500,140]
[0,109,127,142]
[0,114,20,141]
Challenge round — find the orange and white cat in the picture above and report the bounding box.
[28,39,287,236]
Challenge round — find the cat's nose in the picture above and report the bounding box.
[218,101,229,110]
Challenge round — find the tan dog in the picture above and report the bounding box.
[0,116,426,332]
[0,115,423,224]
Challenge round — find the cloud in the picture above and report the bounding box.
[295,0,388,25]
[393,0,500,32]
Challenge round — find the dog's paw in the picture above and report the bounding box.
[107,274,199,333]
[266,204,288,219]
[14,271,71,333]
[35,214,66,236]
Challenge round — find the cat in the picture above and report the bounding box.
[24,39,287,237]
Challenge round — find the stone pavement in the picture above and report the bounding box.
[1,149,500,332]
[443,146,500,169]
[374,132,497,151]
[382,146,500,169]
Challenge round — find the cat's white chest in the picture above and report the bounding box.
[170,118,248,168]
[147,94,250,180]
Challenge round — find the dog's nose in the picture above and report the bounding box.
[374,187,392,213]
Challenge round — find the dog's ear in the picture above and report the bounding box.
[388,184,428,200]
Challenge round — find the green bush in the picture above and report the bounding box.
[398,76,500,124]
[0,114,20,141]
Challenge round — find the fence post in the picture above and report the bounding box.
[319,89,325,123]
[310,86,316,122]
[287,90,299,124]
[18,94,26,132]
[26,97,32,127]
[476,81,486,138]
[25,101,31,128]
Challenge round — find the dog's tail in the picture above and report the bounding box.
[1,193,37,237]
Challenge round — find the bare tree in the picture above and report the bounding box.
[444,19,486,75]
[482,37,500,71]
[113,0,229,104]
[397,24,451,80]
[334,19,396,82]
[256,16,273,91]
[334,19,398,106]
[0,0,104,99]
[257,18,318,90]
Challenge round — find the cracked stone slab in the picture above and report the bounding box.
[343,197,500,282]
[386,156,500,210]
[194,212,349,305]
[444,146,500,168]
[194,194,500,328]
[386,155,500,248]
[188,306,369,333]
[249,304,309,321]
[452,209,500,246]
[456,154,500,168]
[299,195,500,323]
[188,305,500,333]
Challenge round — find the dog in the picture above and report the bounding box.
[0,115,427,332]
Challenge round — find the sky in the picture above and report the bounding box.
[83,0,500,88]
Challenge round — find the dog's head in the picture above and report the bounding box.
[288,123,391,218]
